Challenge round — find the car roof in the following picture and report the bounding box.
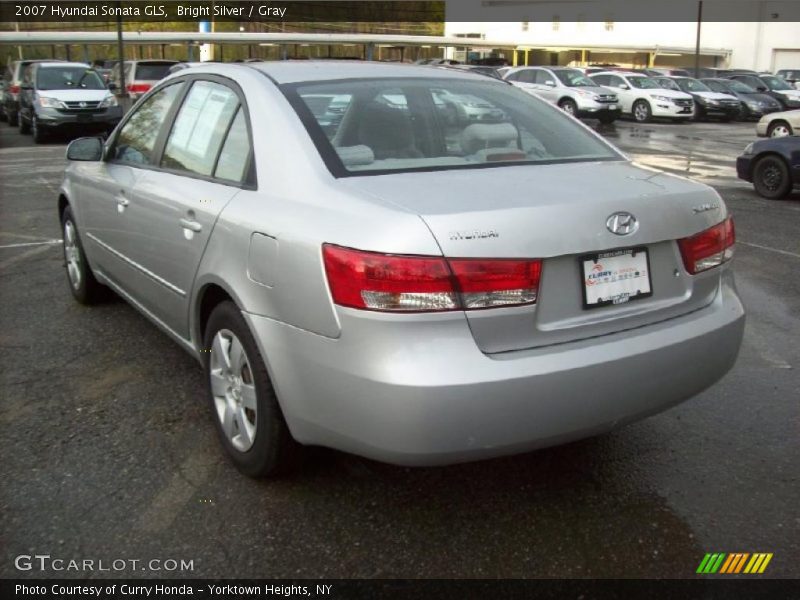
[590,71,642,77]
[244,60,484,84]
[36,61,91,68]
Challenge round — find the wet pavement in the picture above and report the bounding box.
[0,120,798,579]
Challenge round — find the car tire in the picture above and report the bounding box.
[752,155,792,199]
[632,100,651,123]
[597,113,617,125]
[18,112,30,134]
[204,301,301,478]
[559,98,578,117]
[31,115,47,143]
[767,120,793,138]
[61,206,106,304]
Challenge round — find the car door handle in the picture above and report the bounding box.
[179,218,202,233]
[117,197,129,207]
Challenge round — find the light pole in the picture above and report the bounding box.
[694,0,703,78]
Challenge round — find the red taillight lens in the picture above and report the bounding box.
[322,244,542,312]
[677,217,735,275]
[126,83,151,94]
[9,84,20,94]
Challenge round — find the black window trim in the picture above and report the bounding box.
[277,75,623,179]
[106,73,257,190]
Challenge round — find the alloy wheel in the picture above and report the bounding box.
[770,124,791,137]
[209,329,258,452]
[63,219,82,291]
[760,164,783,192]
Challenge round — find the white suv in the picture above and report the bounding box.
[589,71,694,122]
[504,67,620,123]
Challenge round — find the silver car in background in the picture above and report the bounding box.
[504,66,621,123]
[59,62,745,477]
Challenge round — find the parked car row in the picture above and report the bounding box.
[496,66,800,126]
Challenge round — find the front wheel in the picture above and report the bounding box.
[753,155,792,199]
[632,100,651,123]
[204,301,301,478]
[597,113,617,125]
[768,120,793,137]
[31,115,47,143]
[18,112,30,134]
[61,206,106,304]
[558,99,578,117]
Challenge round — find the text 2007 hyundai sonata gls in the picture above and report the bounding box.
[58,62,744,477]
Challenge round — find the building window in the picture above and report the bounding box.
[605,20,614,31]
[552,16,560,31]
[521,21,529,32]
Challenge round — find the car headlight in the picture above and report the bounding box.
[743,143,755,155]
[706,99,720,105]
[653,95,673,103]
[38,96,65,109]
[99,95,118,108]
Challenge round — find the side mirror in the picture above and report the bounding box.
[618,84,629,90]
[757,86,767,92]
[66,137,104,161]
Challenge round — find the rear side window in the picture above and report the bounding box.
[214,109,252,182]
[113,83,183,165]
[161,80,240,177]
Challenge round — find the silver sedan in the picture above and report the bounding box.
[58,62,745,477]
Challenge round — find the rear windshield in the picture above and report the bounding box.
[285,77,620,176]
[36,67,105,90]
[134,63,174,81]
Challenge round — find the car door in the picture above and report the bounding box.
[534,69,559,102]
[78,81,186,284]
[114,77,254,336]
[507,69,538,95]
[606,74,633,112]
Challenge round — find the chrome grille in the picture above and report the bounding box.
[63,101,102,110]
[674,99,694,107]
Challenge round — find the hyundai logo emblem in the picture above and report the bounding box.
[606,212,639,236]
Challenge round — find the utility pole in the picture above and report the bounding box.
[116,0,129,109]
[694,0,703,78]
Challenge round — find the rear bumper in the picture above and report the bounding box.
[246,272,744,466]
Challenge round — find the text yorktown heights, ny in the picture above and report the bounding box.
[15,584,333,597]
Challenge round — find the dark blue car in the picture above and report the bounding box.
[737,136,800,199]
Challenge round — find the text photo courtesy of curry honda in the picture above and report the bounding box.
[1,0,799,596]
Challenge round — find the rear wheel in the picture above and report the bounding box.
[767,120,793,137]
[204,301,301,478]
[559,98,578,116]
[632,100,651,123]
[753,155,792,199]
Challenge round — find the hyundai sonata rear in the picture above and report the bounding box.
[60,62,744,476]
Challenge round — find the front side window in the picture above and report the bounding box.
[113,83,183,165]
[727,80,754,93]
[287,77,620,176]
[36,67,105,91]
[161,80,240,177]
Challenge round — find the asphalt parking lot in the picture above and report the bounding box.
[1,118,798,579]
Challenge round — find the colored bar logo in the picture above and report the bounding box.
[697,553,773,574]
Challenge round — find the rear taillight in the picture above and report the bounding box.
[678,217,735,275]
[126,83,151,94]
[9,84,20,94]
[322,244,541,312]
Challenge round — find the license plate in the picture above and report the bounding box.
[580,247,652,309]
[76,113,93,122]
[608,104,617,110]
